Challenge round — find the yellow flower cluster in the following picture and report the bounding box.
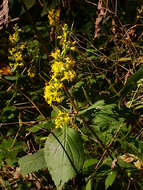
[9,25,21,44]
[138,5,143,14]
[8,25,25,71]
[27,68,35,78]
[51,49,76,81]
[48,8,60,26]
[44,24,76,106]
[137,5,143,20]
[44,79,63,105]
[55,111,71,128]
[8,25,36,78]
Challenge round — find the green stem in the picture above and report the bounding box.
[128,86,139,108]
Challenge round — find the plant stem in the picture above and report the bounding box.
[62,83,78,114]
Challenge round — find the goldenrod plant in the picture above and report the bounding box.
[8,25,25,70]
[8,24,40,78]
[44,25,76,103]
[1,0,143,190]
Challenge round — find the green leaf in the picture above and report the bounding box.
[90,102,125,145]
[78,100,105,115]
[120,65,143,98]
[21,0,36,15]
[19,149,47,176]
[44,128,84,189]
[4,76,18,81]
[86,179,92,190]
[105,170,117,189]
[84,159,98,169]
[135,105,143,110]
[118,57,131,62]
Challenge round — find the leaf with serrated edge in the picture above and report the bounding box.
[19,149,47,176]
[44,128,84,189]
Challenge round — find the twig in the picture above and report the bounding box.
[0,120,43,127]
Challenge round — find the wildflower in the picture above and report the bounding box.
[9,33,19,44]
[27,68,35,78]
[57,35,62,39]
[51,61,65,76]
[61,70,76,81]
[8,48,24,70]
[48,8,60,26]
[65,57,75,66]
[51,49,61,59]
[20,44,25,50]
[44,24,76,106]
[14,51,22,62]
[9,24,21,44]
[9,47,16,55]
[8,25,25,71]
[44,80,63,105]
[55,110,71,128]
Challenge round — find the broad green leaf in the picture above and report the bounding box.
[90,102,125,145]
[105,170,117,189]
[19,149,47,176]
[44,128,84,189]
[78,100,105,115]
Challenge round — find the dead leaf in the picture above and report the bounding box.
[134,160,143,169]
[120,153,139,163]
[0,62,12,75]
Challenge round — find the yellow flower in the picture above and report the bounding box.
[56,97,61,103]
[14,51,22,62]
[9,33,17,43]
[65,57,75,66]
[27,68,35,78]
[8,25,25,71]
[9,32,20,44]
[61,70,76,81]
[48,8,60,26]
[57,35,62,39]
[44,80,62,105]
[9,47,16,55]
[20,44,25,50]
[9,48,24,70]
[43,24,76,106]
[51,49,61,59]
[51,61,65,76]
[55,111,71,128]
